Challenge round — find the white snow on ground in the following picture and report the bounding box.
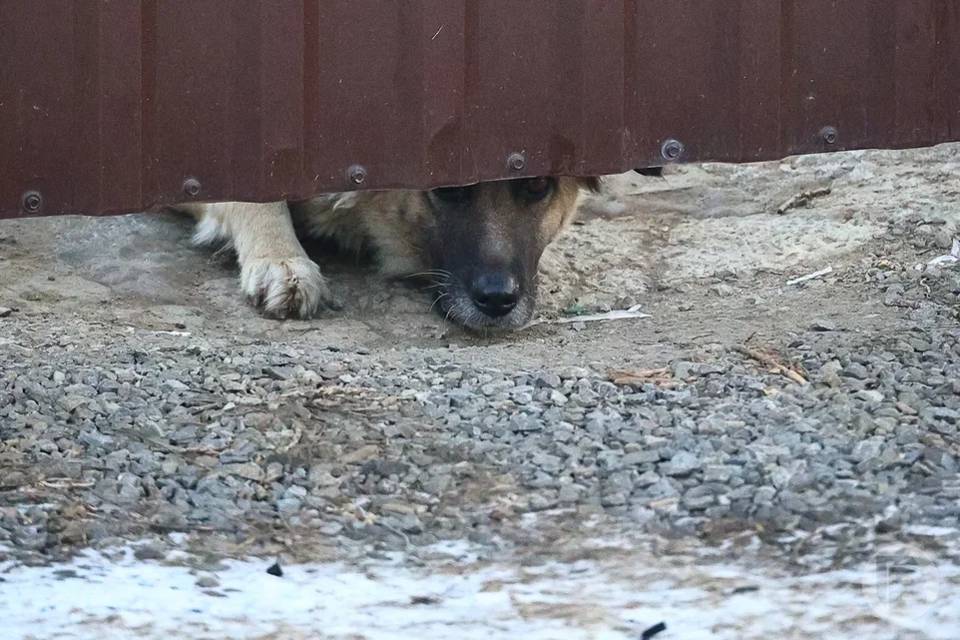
[3,539,960,640]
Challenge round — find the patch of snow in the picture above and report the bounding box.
[2,542,960,640]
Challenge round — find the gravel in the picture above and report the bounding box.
[1,144,958,576]
[2,309,959,565]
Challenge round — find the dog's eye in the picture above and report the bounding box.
[517,177,553,202]
[431,186,473,205]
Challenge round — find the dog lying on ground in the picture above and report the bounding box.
[177,176,598,331]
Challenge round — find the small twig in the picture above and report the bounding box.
[145,438,221,456]
[733,346,808,385]
[277,420,305,454]
[39,480,95,490]
[378,520,411,548]
[786,266,833,286]
[777,186,832,214]
[609,368,679,388]
[527,305,651,328]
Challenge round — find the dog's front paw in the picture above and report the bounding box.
[240,256,339,319]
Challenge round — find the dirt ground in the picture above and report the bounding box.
[1,143,959,639]
[2,145,957,368]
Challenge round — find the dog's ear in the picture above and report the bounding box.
[578,176,602,193]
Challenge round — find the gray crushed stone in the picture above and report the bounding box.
[2,309,959,565]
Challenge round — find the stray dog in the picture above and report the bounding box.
[177,177,598,331]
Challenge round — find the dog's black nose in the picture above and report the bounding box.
[470,273,519,317]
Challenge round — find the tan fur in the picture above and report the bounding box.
[178,177,595,327]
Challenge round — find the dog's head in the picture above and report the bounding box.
[370,176,598,331]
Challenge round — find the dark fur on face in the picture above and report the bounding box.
[414,177,597,330]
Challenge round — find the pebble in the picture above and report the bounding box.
[710,283,736,297]
[844,363,871,380]
[534,372,561,389]
[662,452,701,477]
[703,465,736,483]
[923,407,959,424]
[276,498,302,515]
[855,390,885,404]
[934,229,955,250]
[672,361,724,379]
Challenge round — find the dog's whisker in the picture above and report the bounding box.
[443,301,456,325]
[428,292,449,315]
[403,270,452,280]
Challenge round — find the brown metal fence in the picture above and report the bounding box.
[1,0,958,218]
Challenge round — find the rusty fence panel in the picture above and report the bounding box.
[1,0,958,219]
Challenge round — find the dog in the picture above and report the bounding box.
[177,176,598,331]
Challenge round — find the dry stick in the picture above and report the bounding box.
[732,346,808,385]
[786,266,833,286]
[608,368,677,387]
[777,186,832,214]
[39,480,96,489]
[610,367,669,380]
[527,305,651,327]
[277,420,304,454]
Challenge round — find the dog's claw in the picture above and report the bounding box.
[240,256,333,319]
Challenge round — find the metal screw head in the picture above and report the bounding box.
[507,152,526,172]
[21,190,42,213]
[661,139,684,162]
[348,165,367,185]
[820,126,839,145]
[182,177,202,197]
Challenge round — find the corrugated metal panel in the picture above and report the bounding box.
[1,0,958,218]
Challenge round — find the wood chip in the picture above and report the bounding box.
[733,346,808,385]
